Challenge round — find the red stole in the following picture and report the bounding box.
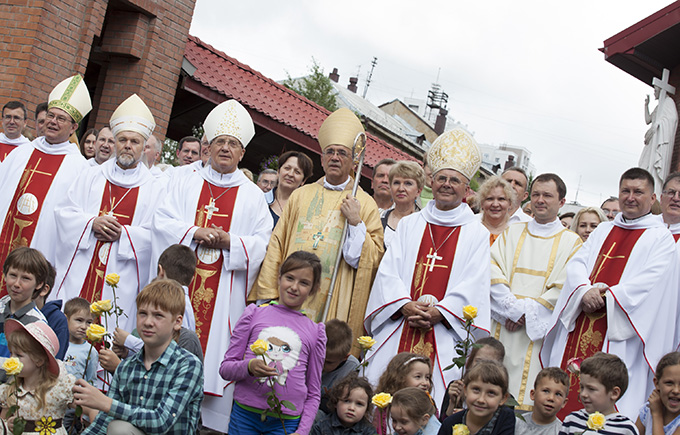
[0,143,17,162]
[188,182,239,353]
[558,226,645,419]
[398,223,461,364]
[78,182,139,302]
[0,149,65,291]
[673,233,680,242]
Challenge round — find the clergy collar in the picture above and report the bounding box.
[0,132,29,145]
[101,158,153,188]
[33,136,81,155]
[421,199,476,227]
[201,162,248,188]
[323,176,351,191]
[614,211,663,230]
[527,217,564,238]
[660,214,680,234]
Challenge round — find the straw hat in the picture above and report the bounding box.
[5,319,60,376]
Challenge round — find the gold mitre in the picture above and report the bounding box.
[318,108,365,150]
[109,94,156,140]
[427,128,481,181]
[204,100,255,146]
[48,75,92,124]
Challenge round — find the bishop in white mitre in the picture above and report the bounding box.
[0,75,91,285]
[52,94,165,332]
[151,99,272,432]
[364,128,491,406]
[490,173,582,411]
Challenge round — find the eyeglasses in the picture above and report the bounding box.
[211,137,242,150]
[434,174,465,186]
[663,189,680,199]
[323,148,350,159]
[45,112,73,126]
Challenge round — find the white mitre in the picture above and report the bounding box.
[109,94,156,140]
[48,75,92,124]
[204,100,255,146]
[427,128,481,181]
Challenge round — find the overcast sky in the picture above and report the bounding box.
[189,0,674,207]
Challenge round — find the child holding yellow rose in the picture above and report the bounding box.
[220,251,327,435]
[558,353,637,435]
[0,319,76,434]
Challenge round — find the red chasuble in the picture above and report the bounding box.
[79,182,139,303]
[558,226,645,419]
[188,182,239,353]
[398,224,461,364]
[0,143,17,162]
[0,150,65,291]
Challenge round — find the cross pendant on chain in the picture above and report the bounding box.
[204,198,219,220]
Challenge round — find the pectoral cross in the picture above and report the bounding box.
[312,231,324,249]
[204,198,219,220]
[425,248,445,273]
[105,210,130,219]
[592,242,626,282]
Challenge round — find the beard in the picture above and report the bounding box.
[117,153,138,169]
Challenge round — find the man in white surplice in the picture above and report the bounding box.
[52,94,165,333]
[151,100,272,433]
[364,128,491,406]
[490,173,582,411]
[541,167,680,419]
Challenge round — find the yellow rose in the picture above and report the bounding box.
[2,357,23,376]
[463,305,478,321]
[586,412,606,431]
[86,324,108,343]
[250,339,269,356]
[453,424,470,435]
[357,336,376,350]
[90,300,113,315]
[105,273,120,286]
[371,392,392,409]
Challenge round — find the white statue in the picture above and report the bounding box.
[640,68,678,197]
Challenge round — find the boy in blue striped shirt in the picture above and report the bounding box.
[559,353,639,435]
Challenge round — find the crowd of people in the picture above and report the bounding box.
[0,73,678,435]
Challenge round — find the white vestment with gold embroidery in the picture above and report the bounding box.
[490,218,582,410]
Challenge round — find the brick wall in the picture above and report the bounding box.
[0,0,196,139]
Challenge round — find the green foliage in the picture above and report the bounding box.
[283,58,338,112]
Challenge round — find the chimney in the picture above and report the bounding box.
[434,108,448,134]
[329,67,339,83]
[503,155,516,170]
[348,77,358,93]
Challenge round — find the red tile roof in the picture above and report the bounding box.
[184,35,417,169]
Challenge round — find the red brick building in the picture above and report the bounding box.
[0,0,196,138]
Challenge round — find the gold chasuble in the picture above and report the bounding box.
[189,181,238,353]
[79,183,139,302]
[0,150,65,292]
[250,179,383,343]
[557,226,645,419]
[398,224,460,363]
